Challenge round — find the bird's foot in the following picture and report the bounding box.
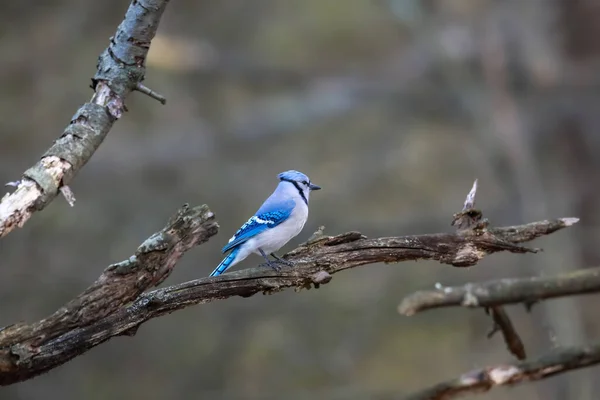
[258,258,294,272]
[259,260,283,272]
[258,249,294,271]
[270,253,294,267]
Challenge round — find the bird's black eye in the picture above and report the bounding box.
[302,180,309,185]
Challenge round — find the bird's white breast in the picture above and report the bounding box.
[248,201,308,255]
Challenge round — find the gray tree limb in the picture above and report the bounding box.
[399,265,600,315]
[485,305,526,361]
[0,211,575,385]
[0,0,169,238]
[405,342,600,400]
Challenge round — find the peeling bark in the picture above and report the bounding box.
[0,0,169,238]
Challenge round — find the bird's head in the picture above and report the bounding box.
[277,170,321,204]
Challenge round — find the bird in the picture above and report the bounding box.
[209,170,321,277]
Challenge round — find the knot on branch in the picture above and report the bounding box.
[311,270,332,285]
[452,179,484,232]
[292,270,333,292]
[309,271,332,289]
[448,243,487,267]
[461,284,480,307]
[452,209,488,233]
[459,365,522,387]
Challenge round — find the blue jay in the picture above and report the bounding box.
[209,170,321,277]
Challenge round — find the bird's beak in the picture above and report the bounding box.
[309,183,321,191]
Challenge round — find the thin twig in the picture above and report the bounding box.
[135,83,167,104]
[486,306,526,360]
[59,186,76,207]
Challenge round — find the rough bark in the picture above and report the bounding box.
[0,214,575,385]
[0,0,169,238]
[0,203,218,385]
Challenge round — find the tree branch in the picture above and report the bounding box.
[485,306,526,360]
[451,179,527,361]
[0,213,575,385]
[0,0,170,238]
[404,342,600,400]
[0,204,218,385]
[399,266,600,316]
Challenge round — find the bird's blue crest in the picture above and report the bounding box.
[278,170,310,183]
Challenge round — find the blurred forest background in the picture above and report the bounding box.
[1,0,599,399]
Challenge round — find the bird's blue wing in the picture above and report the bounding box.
[222,200,295,253]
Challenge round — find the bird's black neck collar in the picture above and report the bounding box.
[280,178,308,205]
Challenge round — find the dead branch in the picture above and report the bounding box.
[0,0,170,238]
[0,204,218,384]
[452,180,526,361]
[0,211,575,385]
[405,342,600,400]
[485,306,526,360]
[399,266,600,315]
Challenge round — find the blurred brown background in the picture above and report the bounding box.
[1,0,599,399]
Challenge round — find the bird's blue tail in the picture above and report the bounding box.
[210,248,240,277]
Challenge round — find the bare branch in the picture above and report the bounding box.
[490,217,579,243]
[0,214,575,385]
[0,0,170,238]
[135,83,167,104]
[405,343,600,400]
[0,204,218,384]
[399,266,600,316]
[485,306,526,360]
